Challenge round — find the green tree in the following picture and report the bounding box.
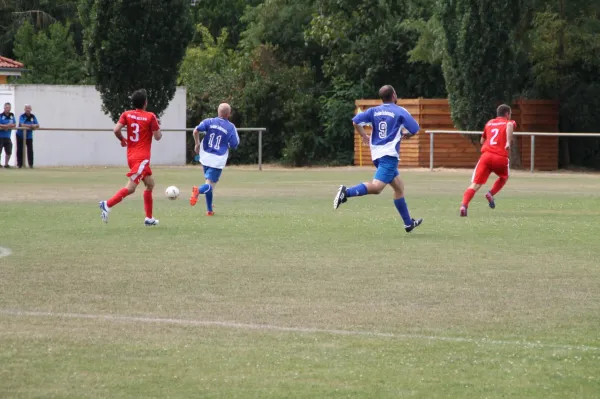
[0,0,81,58]
[438,0,520,133]
[13,20,88,84]
[80,0,193,121]
[192,0,262,49]
[240,0,323,69]
[526,1,600,167]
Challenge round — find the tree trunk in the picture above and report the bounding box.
[510,138,522,169]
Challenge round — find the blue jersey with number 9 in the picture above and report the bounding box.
[352,103,420,161]
[197,117,240,169]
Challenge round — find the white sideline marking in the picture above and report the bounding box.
[0,247,12,258]
[1,309,599,352]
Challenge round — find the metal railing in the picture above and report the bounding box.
[426,130,600,173]
[13,127,267,170]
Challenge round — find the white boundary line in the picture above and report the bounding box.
[0,247,12,258]
[1,309,599,352]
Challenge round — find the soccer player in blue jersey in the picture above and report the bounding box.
[190,103,240,215]
[333,85,423,233]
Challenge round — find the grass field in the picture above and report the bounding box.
[1,166,599,398]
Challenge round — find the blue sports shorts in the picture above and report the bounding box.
[203,165,223,183]
[373,156,400,184]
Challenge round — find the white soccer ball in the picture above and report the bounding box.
[165,186,180,200]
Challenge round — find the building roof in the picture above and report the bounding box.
[0,56,24,69]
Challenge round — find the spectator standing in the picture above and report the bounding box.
[16,104,39,168]
[0,102,16,168]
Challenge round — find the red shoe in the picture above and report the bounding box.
[206,211,215,216]
[460,205,468,217]
[190,186,199,206]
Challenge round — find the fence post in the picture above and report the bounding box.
[429,132,434,171]
[258,130,263,171]
[530,135,535,173]
[22,130,27,169]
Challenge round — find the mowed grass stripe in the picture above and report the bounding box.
[2,309,600,352]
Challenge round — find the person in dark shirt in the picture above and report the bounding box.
[16,104,40,168]
[0,102,16,168]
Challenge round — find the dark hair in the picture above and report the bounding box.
[379,85,395,103]
[4,102,10,106]
[497,104,511,117]
[132,89,147,109]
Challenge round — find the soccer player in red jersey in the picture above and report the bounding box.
[460,104,516,217]
[99,89,162,225]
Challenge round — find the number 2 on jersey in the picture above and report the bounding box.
[490,128,499,145]
[130,123,140,142]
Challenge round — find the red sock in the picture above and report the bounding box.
[143,190,153,218]
[462,188,476,207]
[490,178,507,196]
[107,188,130,208]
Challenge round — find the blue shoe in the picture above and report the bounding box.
[99,201,109,223]
[485,192,496,209]
[405,218,423,233]
[144,217,159,226]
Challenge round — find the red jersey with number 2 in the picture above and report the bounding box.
[481,117,517,158]
[118,110,160,161]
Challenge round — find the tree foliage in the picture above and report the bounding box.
[438,0,520,132]
[2,0,600,167]
[80,0,193,121]
[13,20,88,84]
[0,0,81,58]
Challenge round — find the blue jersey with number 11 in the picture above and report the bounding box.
[197,117,240,169]
[352,103,420,161]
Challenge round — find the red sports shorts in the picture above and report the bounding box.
[471,152,509,184]
[126,159,152,184]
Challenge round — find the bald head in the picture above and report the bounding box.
[379,85,397,103]
[218,103,231,119]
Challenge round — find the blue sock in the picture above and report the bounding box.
[346,183,368,198]
[199,184,211,194]
[205,190,213,212]
[394,197,412,226]
[198,184,213,212]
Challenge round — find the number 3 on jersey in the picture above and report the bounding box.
[130,123,140,142]
[490,128,499,145]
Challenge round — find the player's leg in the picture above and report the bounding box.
[333,157,394,209]
[3,138,12,168]
[27,138,33,168]
[389,175,423,233]
[142,175,159,226]
[190,166,221,216]
[485,156,510,209]
[16,136,23,168]
[99,179,137,223]
[99,161,149,223]
[460,156,491,217]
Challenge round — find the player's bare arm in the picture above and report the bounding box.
[193,128,202,154]
[113,122,127,146]
[505,122,514,150]
[353,122,369,145]
[153,128,162,141]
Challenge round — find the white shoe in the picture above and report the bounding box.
[144,217,159,226]
[99,201,110,223]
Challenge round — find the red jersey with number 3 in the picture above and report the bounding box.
[480,117,517,158]
[118,110,160,161]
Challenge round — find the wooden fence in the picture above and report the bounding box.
[354,98,559,170]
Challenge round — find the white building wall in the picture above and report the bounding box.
[0,85,186,167]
